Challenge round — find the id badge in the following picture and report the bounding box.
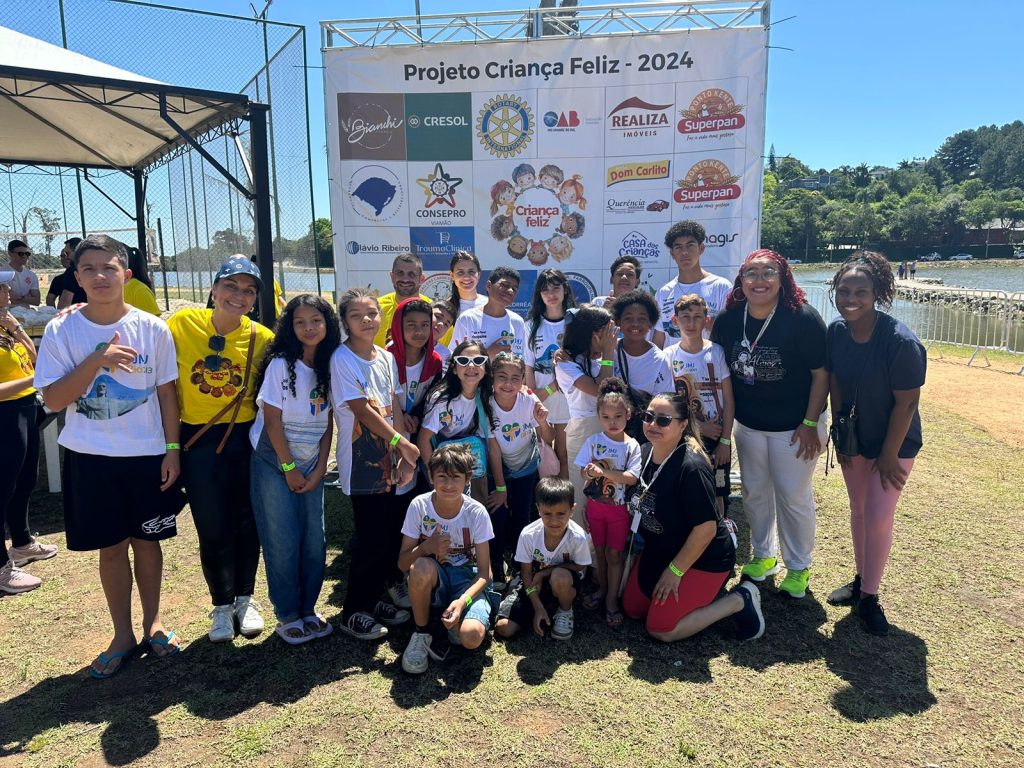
[630,511,641,533]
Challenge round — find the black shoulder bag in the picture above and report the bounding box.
[830,323,879,457]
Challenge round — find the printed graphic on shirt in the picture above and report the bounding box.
[352,390,395,494]
[309,387,328,415]
[728,341,784,384]
[75,374,153,421]
[499,421,524,443]
[189,353,244,399]
[533,341,560,375]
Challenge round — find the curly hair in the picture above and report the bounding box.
[254,294,341,401]
[830,250,896,309]
[596,376,631,414]
[725,249,807,313]
[611,289,659,325]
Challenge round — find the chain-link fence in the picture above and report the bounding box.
[0,0,321,311]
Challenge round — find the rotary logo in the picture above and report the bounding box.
[477,94,534,158]
[677,89,746,134]
[673,160,742,204]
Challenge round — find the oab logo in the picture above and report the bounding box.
[543,110,580,130]
[477,94,534,158]
[673,160,742,204]
[608,97,672,137]
[677,89,746,134]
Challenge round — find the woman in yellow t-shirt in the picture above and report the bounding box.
[0,274,57,595]
[167,256,274,642]
[124,245,162,316]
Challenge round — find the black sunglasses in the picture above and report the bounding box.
[205,334,226,371]
[453,354,488,367]
[641,411,683,428]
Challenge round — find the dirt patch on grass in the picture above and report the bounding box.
[925,355,1024,448]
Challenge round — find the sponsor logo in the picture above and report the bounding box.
[619,230,661,261]
[544,110,580,129]
[421,272,455,303]
[337,93,406,160]
[706,231,740,247]
[477,94,534,158]
[408,114,469,128]
[608,97,672,137]
[405,92,474,161]
[606,160,670,186]
[605,197,671,216]
[345,241,409,255]
[647,200,669,211]
[415,162,464,211]
[563,271,598,304]
[346,165,404,222]
[673,159,742,204]
[410,226,475,270]
[677,88,746,134]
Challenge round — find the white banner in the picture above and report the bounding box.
[324,28,767,310]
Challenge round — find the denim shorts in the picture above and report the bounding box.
[426,558,494,627]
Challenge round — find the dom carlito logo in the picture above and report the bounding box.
[347,165,404,222]
[477,94,534,158]
[416,162,464,211]
[608,97,672,135]
[677,89,746,134]
[337,93,406,160]
[606,160,670,186]
[618,231,661,261]
[673,160,742,204]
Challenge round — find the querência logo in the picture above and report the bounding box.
[477,94,534,158]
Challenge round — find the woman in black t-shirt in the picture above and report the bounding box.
[621,388,764,642]
[710,250,828,600]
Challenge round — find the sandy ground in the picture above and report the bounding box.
[924,357,1024,448]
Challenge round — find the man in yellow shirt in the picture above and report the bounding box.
[373,253,431,347]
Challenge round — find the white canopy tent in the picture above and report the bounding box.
[0,25,276,321]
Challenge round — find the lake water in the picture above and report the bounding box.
[792,260,1024,294]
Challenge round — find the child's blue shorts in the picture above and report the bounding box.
[426,559,494,627]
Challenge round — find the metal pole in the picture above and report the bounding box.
[250,104,275,324]
[133,168,147,260]
[157,217,170,311]
[300,27,322,296]
[75,170,87,236]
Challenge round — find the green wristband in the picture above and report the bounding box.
[802,418,818,427]
[463,594,473,607]
[599,359,614,367]
[668,562,684,577]
[495,485,507,492]
[165,442,180,450]
[525,585,539,596]
[544,385,554,396]
[719,437,731,446]
[390,432,402,447]
[281,461,296,472]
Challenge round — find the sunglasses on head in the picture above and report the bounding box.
[453,354,488,367]
[205,334,226,371]
[641,411,682,427]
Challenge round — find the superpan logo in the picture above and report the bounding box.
[677,89,745,134]
[673,160,741,204]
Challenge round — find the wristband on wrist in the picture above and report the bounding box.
[802,418,818,427]
[463,594,473,607]
[719,437,731,446]
[389,432,402,447]
[525,585,539,596]
[281,461,296,472]
[599,359,614,367]
[668,562,684,577]
[544,385,553,396]
[165,442,180,450]
[494,485,507,492]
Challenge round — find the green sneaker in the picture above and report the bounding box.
[778,568,811,599]
[740,557,780,582]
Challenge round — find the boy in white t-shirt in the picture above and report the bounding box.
[398,444,495,674]
[450,266,526,358]
[653,221,732,347]
[34,235,182,678]
[666,294,735,518]
[495,477,591,641]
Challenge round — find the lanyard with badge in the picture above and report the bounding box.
[738,302,776,386]
[627,446,681,534]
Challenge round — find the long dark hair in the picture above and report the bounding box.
[423,339,493,432]
[559,305,611,382]
[527,268,576,350]
[725,249,806,313]
[126,246,153,290]
[254,294,341,400]
[648,389,709,464]
[447,250,481,322]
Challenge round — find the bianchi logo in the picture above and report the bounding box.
[339,102,403,150]
[477,94,534,158]
[347,165,404,222]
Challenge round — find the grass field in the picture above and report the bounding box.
[1,355,1022,768]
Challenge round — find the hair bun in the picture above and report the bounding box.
[599,376,627,395]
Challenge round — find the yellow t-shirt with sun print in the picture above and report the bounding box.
[167,308,274,425]
[0,336,35,402]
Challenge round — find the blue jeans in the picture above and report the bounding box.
[250,453,326,623]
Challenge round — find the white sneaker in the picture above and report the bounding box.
[552,608,574,641]
[234,596,265,638]
[402,631,432,674]
[8,539,58,567]
[0,561,42,594]
[386,580,412,609]
[209,604,236,643]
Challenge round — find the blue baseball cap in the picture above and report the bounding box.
[214,254,264,291]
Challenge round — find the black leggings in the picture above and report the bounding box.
[343,491,405,620]
[0,394,39,568]
[489,470,538,583]
[181,421,260,606]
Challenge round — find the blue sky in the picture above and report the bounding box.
[194,0,1020,215]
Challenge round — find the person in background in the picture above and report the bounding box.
[591,255,643,309]
[47,237,86,308]
[431,300,456,370]
[374,253,430,348]
[5,240,40,307]
[826,252,926,636]
[451,267,526,359]
[124,246,162,316]
[0,270,56,595]
[710,249,828,600]
[611,290,674,441]
[439,251,488,349]
[909,260,917,280]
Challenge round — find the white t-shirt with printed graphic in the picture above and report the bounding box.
[250,357,331,468]
[525,316,569,424]
[554,358,600,420]
[401,492,494,568]
[422,392,482,439]
[329,344,402,496]
[34,307,177,456]
[665,341,730,423]
[514,518,592,568]
[612,344,674,397]
[451,306,526,357]
[8,267,39,300]
[655,273,733,340]
[490,391,540,472]
[403,358,428,414]
[573,432,642,505]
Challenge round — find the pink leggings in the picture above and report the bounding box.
[841,455,914,595]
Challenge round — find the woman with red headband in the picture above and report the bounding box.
[710,250,828,599]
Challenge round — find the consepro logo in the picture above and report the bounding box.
[415,162,466,222]
[673,160,741,204]
[347,165,404,222]
[618,231,661,261]
[477,94,534,158]
[608,97,672,136]
[606,160,670,187]
[677,89,746,134]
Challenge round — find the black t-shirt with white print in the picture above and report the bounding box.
[710,302,826,432]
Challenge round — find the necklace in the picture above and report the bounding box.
[738,302,778,385]
[741,301,777,353]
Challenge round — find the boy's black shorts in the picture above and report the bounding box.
[500,567,583,628]
[63,449,181,551]
[702,436,732,500]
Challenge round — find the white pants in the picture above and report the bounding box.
[733,418,828,570]
[565,415,602,527]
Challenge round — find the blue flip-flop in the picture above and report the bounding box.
[88,646,137,680]
[143,631,181,658]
